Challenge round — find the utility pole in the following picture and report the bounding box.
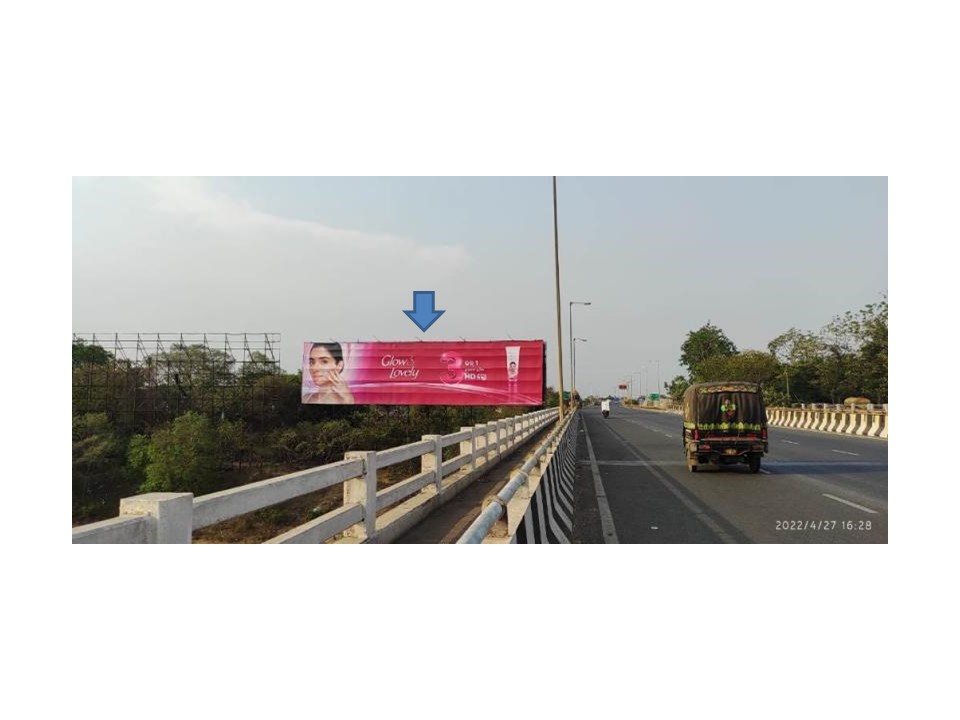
[553,176,565,420]
[569,301,591,395]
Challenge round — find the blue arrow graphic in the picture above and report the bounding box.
[404,291,445,332]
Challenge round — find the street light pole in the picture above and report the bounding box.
[552,177,565,420]
[569,301,591,398]
[647,360,661,395]
[573,337,587,395]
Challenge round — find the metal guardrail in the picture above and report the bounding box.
[457,411,574,544]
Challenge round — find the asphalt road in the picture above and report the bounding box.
[571,404,888,543]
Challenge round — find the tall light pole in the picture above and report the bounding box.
[569,301,591,395]
[573,337,587,395]
[647,360,661,395]
[552,177,565,420]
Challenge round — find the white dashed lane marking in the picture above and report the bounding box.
[822,493,878,514]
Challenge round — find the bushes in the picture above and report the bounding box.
[73,401,540,524]
[73,413,140,523]
[138,412,222,495]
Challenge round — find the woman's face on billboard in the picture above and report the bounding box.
[309,346,342,386]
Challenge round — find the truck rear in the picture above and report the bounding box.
[682,382,768,473]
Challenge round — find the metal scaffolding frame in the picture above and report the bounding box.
[72,332,282,429]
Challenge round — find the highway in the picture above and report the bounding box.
[572,404,888,543]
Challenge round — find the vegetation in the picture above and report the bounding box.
[72,338,558,527]
[667,375,690,403]
[678,295,887,406]
[679,322,738,381]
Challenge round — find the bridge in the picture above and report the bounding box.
[72,402,887,543]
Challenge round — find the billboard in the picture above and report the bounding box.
[301,340,544,406]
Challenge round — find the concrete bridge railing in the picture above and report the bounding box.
[73,407,559,544]
[629,402,888,438]
[765,406,888,438]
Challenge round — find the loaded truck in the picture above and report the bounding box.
[682,381,768,473]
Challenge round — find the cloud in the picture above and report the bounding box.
[144,177,472,271]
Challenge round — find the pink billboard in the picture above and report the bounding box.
[301,340,544,405]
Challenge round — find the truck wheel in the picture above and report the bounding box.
[748,455,761,473]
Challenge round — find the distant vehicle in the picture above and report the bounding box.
[682,382,768,473]
[601,398,611,418]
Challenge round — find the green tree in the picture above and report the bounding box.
[667,375,689,403]
[217,418,247,467]
[140,412,222,494]
[831,295,887,403]
[697,350,781,385]
[73,338,114,367]
[763,295,888,404]
[147,343,236,389]
[680,322,738,382]
[543,386,560,408]
[126,434,150,478]
[238,350,279,384]
[73,413,124,473]
[73,413,138,521]
[767,328,825,403]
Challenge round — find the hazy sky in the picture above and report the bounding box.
[72,176,887,397]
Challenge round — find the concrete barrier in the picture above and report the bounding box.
[766,407,888,439]
[633,403,888,439]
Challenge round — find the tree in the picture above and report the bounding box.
[767,328,825,403]
[667,376,689,403]
[680,322,738,382]
[767,328,824,366]
[239,350,279,384]
[816,296,888,404]
[140,412,222,495]
[73,413,124,472]
[544,386,560,408]
[763,294,888,404]
[849,295,888,403]
[73,338,114,367]
[697,350,781,385]
[146,343,236,388]
[73,413,138,521]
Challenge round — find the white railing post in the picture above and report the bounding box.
[344,451,378,540]
[119,492,193,543]
[460,426,476,471]
[422,434,443,493]
[474,423,487,466]
[487,421,499,462]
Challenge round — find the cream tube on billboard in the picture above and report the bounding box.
[506,346,520,386]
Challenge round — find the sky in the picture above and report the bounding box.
[72,176,887,397]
